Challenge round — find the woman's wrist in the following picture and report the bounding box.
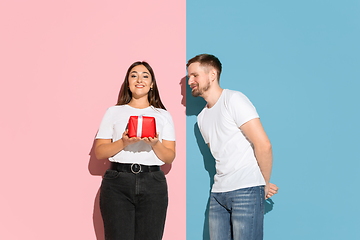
[119,138,128,148]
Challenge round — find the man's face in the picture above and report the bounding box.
[187,62,211,97]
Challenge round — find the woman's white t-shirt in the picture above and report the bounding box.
[96,105,175,166]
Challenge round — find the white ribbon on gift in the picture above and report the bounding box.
[136,115,143,138]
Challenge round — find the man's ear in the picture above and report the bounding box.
[209,68,217,82]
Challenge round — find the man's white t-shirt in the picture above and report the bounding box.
[197,89,266,192]
[96,105,175,166]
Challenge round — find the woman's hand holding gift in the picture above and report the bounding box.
[142,132,160,146]
[122,129,141,147]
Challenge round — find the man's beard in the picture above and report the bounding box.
[191,81,210,97]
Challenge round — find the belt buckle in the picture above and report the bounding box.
[131,163,141,174]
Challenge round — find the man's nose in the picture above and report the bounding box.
[188,76,193,85]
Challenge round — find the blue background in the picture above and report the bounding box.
[186,0,360,239]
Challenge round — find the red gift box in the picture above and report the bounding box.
[128,116,156,138]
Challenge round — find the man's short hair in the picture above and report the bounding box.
[186,54,222,81]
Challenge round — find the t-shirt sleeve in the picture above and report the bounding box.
[228,92,259,127]
[197,112,209,144]
[161,111,176,141]
[96,108,114,139]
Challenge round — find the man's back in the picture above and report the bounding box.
[197,89,266,192]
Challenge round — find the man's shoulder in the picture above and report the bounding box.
[223,89,250,105]
[224,89,246,98]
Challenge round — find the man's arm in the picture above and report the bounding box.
[240,118,273,197]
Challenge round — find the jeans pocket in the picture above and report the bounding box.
[103,169,121,180]
[152,171,166,182]
[260,185,265,215]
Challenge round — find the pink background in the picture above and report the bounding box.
[0,1,186,239]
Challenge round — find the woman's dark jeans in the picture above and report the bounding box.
[100,169,168,240]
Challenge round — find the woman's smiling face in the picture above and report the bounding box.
[128,64,153,98]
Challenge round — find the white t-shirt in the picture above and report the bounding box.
[96,105,176,166]
[197,89,266,192]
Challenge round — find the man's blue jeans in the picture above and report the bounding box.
[209,186,265,240]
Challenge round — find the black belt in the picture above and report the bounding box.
[110,162,160,174]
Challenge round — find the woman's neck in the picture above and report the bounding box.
[128,97,151,109]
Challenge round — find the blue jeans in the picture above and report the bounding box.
[100,169,168,240]
[209,186,265,240]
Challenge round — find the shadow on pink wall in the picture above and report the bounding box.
[88,139,108,240]
[88,138,172,240]
[180,76,187,109]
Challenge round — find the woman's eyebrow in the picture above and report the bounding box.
[130,71,149,75]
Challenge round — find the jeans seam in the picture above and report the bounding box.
[250,188,256,240]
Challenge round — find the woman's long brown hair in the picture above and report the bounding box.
[116,61,166,110]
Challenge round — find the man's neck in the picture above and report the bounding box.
[202,86,223,109]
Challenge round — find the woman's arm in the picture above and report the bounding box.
[95,129,141,159]
[142,134,176,164]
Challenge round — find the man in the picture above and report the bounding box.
[187,54,278,240]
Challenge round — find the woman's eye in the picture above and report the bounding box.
[131,75,136,78]
[143,75,149,78]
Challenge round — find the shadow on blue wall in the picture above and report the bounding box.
[193,122,215,240]
[183,76,274,239]
[183,75,213,239]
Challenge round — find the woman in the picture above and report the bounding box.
[95,61,176,240]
